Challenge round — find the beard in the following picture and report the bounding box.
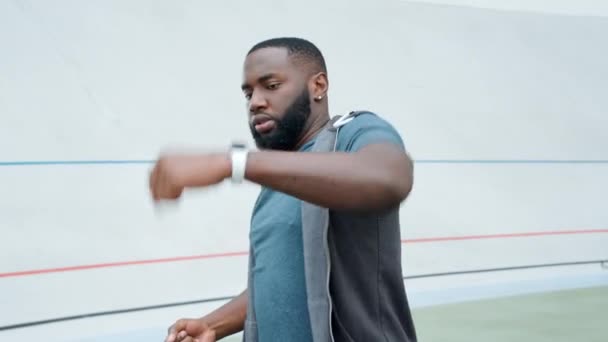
[249,87,311,151]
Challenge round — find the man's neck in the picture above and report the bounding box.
[293,112,331,151]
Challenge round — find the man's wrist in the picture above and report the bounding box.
[229,143,249,183]
[202,315,237,340]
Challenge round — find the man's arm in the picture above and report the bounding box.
[245,143,413,211]
[203,289,248,339]
[150,142,413,212]
[165,289,247,342]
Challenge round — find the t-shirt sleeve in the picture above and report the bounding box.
[335,112,406,153]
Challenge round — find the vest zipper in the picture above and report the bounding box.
[325,123,343,342]
[324,221,335,342]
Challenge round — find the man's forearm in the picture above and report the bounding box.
[244,143,413,211]
[203,289,248,339]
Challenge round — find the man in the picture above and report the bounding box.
[151,37,417,342]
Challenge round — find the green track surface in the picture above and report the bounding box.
[221,286,608,341]
[412,286,608,342]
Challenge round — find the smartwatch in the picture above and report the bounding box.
[230,142,248,183]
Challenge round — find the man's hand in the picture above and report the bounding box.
[165,318,217,342]
[149,152,231,201]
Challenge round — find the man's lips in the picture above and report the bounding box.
[251,114,277,134]
[255,120,276,134]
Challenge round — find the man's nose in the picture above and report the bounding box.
[248,91,268,114]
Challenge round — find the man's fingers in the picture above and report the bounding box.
[150,161,174,201]
[200,330,216,342]
[149,164,159,201]
[165,330,184,342]
[165,319,186,342]
[156,164,175,200]
[175,330,189,341]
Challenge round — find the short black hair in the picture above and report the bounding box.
[247,37,327,74]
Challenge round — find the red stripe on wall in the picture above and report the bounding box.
[1,229,607,279]
[0,251,248,278]
[402,229,608,243]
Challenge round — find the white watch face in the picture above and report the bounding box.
[231,142,247,150]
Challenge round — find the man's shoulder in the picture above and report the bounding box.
[334,110,405,152]
[336,110,400,136]
[339,110,385,124]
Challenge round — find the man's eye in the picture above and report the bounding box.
[244,93,252,100]
[267,83,280,90]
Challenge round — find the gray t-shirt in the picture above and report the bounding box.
[249,112,405,341]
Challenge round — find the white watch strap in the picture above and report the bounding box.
[231,145,248,183]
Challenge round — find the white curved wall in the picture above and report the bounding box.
[1,1,607,340]
[414,0,608,17]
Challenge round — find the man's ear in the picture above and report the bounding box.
[310,72,329,101]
